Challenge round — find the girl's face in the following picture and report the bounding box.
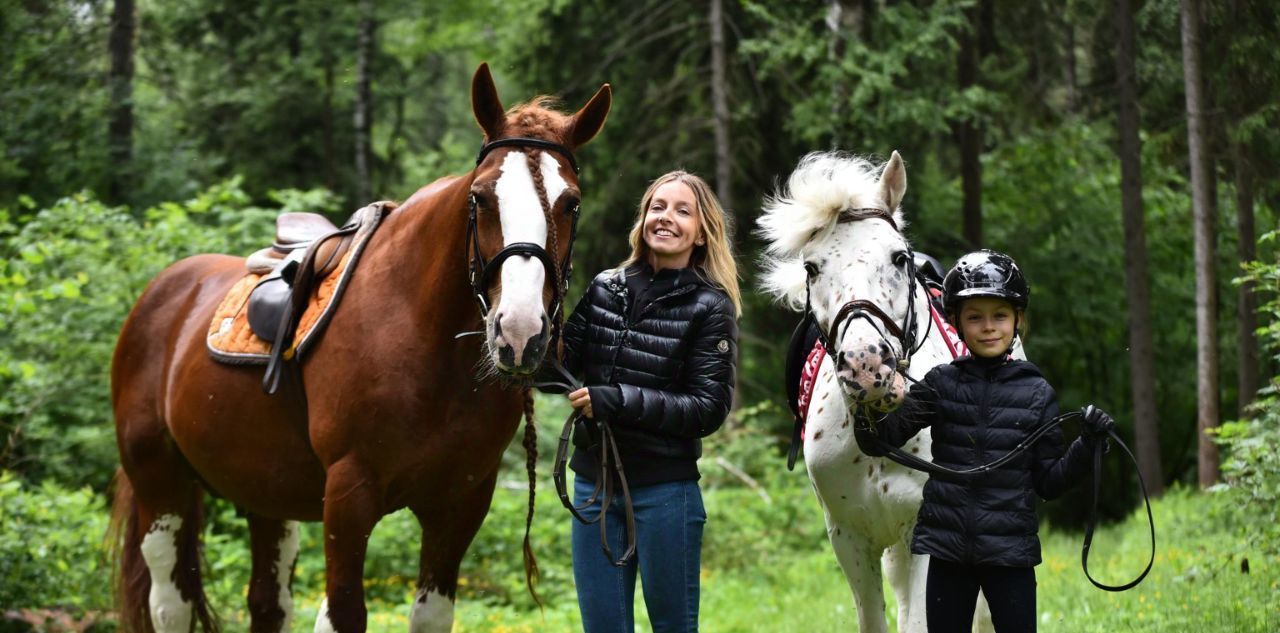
[643,181,704,270]
[957,297,1018,358]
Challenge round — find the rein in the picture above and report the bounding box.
[538,359,638,567]
[857,409,1155,592]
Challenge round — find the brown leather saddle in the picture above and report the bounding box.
[244,204,389,393]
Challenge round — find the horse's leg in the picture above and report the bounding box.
[407,472,498,633]
[314,459,382,633]
[884,540,929,633]
[246,515,301,633]
[827,521,889,633]
[115,407,216,632]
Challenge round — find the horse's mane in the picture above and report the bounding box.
[500,96,572,142]
[757,151,907,310]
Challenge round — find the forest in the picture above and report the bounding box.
[1,0,1277,631]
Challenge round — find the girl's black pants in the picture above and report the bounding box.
[926,557,1037,632]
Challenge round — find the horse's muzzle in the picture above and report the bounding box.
[492,313,550,374]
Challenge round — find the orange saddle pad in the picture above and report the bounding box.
[206,202,391,364]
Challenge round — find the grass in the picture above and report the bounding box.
[235,480,1277,632]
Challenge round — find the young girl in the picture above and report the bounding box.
[855,249,1115,633]
[553,171,740,632]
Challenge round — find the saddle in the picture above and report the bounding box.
[206,202,394,393]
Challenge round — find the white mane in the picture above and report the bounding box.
[758,152,907,310]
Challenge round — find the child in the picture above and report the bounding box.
[855,249,1115,633]
[552,170,741,633]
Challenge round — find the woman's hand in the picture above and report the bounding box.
[569,387,594,418]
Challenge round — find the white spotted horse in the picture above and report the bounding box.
[761,151,1155,632]
[759,151,1014,633]
[109,64,611,632]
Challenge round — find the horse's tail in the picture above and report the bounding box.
[107,467,220,632]
[108,468,151,633]
[521,390,543,607]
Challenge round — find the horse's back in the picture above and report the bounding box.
[112,254,244,403]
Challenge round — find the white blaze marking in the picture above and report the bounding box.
[490,150,568,363]
[275,521,300,632]
[140,514,192,633]
[313,597,337,633]
[409,588,455,633]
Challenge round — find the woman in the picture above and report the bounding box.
[553,170,740,632]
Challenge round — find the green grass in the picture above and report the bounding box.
[238,482,1277,632]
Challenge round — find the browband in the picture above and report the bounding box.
[476,137,579,173]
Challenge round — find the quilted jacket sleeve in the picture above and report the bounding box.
[1030,382,1092,500]
[595,294,738,439]
[854,369,940,456]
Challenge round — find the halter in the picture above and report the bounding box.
[804,206,923,373]
[466,137,582,347]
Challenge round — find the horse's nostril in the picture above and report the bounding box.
[884,356,897,371]
[493,315,504,338]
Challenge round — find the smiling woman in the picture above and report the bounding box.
[538,170,741,633]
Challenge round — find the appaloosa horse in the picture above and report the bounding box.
[759,151,1007,633]
[109,64,610,633]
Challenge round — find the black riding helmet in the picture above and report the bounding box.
[942,249,1029,315]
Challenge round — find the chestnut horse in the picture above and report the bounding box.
[109,64,610,633]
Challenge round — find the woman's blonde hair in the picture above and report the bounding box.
[620,171,742,316]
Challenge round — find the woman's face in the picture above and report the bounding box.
[643,180,703,269]
[957,297,1018,358]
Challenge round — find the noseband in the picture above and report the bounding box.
[466,137,582,346]
[805,206,924,373]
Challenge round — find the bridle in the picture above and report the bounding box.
[465,137,582,347]
[803,206,926,375]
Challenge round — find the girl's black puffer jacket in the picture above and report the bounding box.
[857,356,1093,567]
[559,263,738,487]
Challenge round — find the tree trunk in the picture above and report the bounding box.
[107,0,135,204]
[354,0,375,204]
[956,1,986,248]
[1232,141,1259,415]
[827,0,869,149]
[710,0,731,210]
[1181,0,1219,487]
[1114,0,1164,496]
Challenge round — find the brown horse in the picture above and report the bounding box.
[108,64,611,633]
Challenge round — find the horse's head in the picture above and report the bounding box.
[467,63,611,376]
[761,151,917,412]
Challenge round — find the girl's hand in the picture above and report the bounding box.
[569,387,594,418]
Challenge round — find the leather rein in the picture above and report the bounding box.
[537,359,638,567]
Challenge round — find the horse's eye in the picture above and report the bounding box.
[565,199,581,217]
[892,251,910,268]
[804,262,819,279]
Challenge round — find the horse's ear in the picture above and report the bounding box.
[878,150,907,210]
[472,63,505,140]
[568,84,612,148]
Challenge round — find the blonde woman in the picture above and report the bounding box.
[552,171,740,632]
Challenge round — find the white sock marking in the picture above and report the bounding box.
[409,588,455,633]
[140,514,192,633]
[275,521,300,632]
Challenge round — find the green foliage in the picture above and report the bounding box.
[1213,230,1280,556]
[0,471,112,614]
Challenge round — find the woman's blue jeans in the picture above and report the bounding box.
[571,476,706,633]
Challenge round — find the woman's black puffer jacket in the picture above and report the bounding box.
[857,356,1092,567]
[558,262,737,487]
